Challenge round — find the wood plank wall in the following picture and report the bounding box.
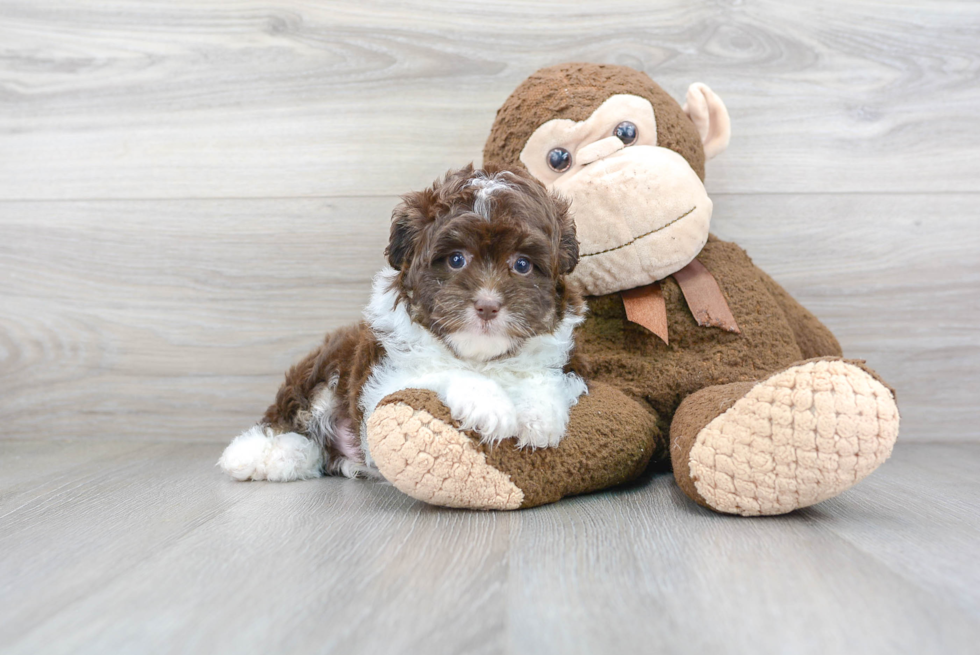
[1,0,978,442]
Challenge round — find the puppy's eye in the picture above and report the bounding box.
[512,256,532,276]
[614,121,637,145]
[547,147,572,172]
[447,251,468,270]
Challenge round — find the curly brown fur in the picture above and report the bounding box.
[262,323,383,474]
[387,164,583,361]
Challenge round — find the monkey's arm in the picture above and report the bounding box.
[366,381,662,509]
[756,269,843,359]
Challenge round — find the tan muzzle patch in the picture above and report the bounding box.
[556,146,713,296]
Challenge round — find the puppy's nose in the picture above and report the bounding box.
[474,298,501,321]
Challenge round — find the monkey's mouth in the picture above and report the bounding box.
[579,206,697,258]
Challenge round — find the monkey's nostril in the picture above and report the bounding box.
[474,299,501,321]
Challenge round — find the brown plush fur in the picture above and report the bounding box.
[578,236,843,441]
[483,62,706,180]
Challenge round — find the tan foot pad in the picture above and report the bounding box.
[689,360,900,516]
[366,401,524,510]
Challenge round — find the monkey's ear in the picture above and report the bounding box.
[553,193,579,275]
[386,189,434,270]
[682,83,731,160]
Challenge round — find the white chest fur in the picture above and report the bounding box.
[358,268,587,463]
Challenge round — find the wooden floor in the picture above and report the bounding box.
[0,441,977,654]
[2,1,979,653]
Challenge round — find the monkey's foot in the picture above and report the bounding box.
[365,383,661,510]
[671,358,900,516]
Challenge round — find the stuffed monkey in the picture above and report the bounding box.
[365,63,899,515]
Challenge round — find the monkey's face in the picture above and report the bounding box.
[518,93,714,296]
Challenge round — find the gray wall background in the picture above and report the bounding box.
[1,0,977,442]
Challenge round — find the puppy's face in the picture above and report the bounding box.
[386,165,581,361]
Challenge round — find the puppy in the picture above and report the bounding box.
[218,165,587,482]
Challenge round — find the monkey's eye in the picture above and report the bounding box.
[547,148,572,172]
[447,251,468,270]
[512,256,532,276]
[614,121,637,145]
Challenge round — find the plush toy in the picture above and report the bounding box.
[364,63,900,515]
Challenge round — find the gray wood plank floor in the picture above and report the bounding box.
[1,441,978,654]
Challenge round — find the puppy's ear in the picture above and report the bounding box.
[553,192,579,275]
[386,189,435,270]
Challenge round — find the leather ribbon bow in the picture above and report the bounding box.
[620,259,740,344]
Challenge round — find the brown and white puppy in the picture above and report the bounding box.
[218,165,587,482]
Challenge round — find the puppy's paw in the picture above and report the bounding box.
[515,405,568,449]
[444,379,518,443]
[217,426,323,482]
